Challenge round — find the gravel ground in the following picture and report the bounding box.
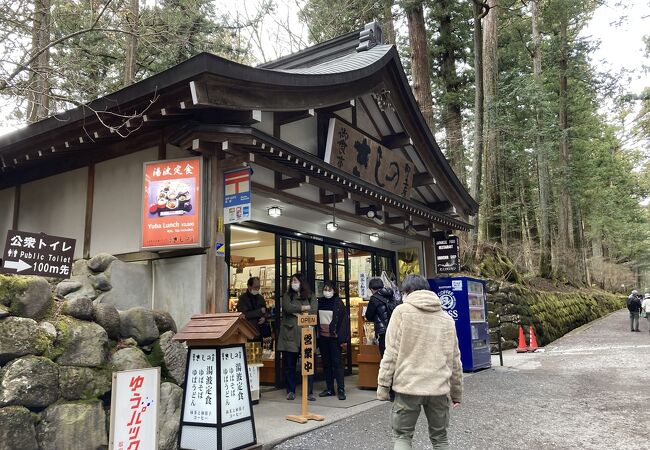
[274,309,650,449]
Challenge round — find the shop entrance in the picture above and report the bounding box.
[228,222,396,388]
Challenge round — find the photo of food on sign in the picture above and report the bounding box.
[147,179,195,217]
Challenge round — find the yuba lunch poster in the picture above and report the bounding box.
[141,157,203,250]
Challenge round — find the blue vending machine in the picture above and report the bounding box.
[428,277,491,372]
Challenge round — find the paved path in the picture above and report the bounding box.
[274,309,650,449]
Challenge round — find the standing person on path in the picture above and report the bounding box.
[365,278,394,356]
[277,273,318,401]
[642,293,650,333]
[317,281,350,400]
[377,275,462,450]
[627,290,642,332]
[236,276,268,340]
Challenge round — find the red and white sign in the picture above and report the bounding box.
[109,368,160,450]
[223,168,252,224]
[142,157,203,250]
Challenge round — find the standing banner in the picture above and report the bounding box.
[109,367,160,450]
[223,168,252,224]
[142,157,203,250]
[434,234,460,273]
[179,345,256,450]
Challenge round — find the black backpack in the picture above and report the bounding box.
[382,289,402,324]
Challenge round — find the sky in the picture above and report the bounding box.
[0,0,648,138]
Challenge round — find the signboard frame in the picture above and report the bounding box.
[434,234,460,274]
[141,156,205,251]
[108,367,161,450]
[178,344,257,450]
[223,168,252,225]
[1,230,76,279]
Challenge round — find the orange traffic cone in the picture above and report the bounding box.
[528,325,539,352]
[516,326,528,353]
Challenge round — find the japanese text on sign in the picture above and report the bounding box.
[324,118,415,199]
[223,168,252,224]
[220,347,251,424]
[183,349,218,425]
[109,368,160,450]
[1,230,75,279]
[142,157,202,250]
[301,327,315,376]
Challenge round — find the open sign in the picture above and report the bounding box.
[298,314,317,327]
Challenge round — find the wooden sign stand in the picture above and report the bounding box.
[286,314,325,424]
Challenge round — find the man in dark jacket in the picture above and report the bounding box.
[237,277,267,339]
[365,278,393,356]
[628,290,642,332]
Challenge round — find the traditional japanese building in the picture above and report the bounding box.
[0,23,476,385]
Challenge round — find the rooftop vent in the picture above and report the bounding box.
[356,22,383,52]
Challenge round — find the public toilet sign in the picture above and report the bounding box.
[324,118,415,199]
[109,367,160,450]
[434,234,460,273]
[1,230,75,278]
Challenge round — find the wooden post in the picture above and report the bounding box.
[83,164,95,259]
[286,314,324,424]
[205,150,227,314]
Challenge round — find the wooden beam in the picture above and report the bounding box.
[275,109,315,126]
[83,164,95,259]
[205,152,227,313]
[381,132,412,149]
[275,173,307,190]
[252,182,427,242]
[428,201,453,211]
[190,79,211,107]
[386,214,406,225]
[316,100,356,115]
[413,172,435,187]
[413,224,430,232]
[12,185,20,229]
[319,188,347,204]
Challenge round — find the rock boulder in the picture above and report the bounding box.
[153,310,177,334]
[89,274,112,292]
[58,367,111,401]
[0,406,39,450]
[10,277,52,321]
[119,307,159,345]
[0,317,48,364]
[87,253,116,273]
[55,319,108,368]
[93,303,120,340]
[111,347,151,372]
[158,382,183,450]
[36,401,107,450]
[54,280,82,298]
[0,356,59,408]
[61,297,94,321]
[158,331,187,385]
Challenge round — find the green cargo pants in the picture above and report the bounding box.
[391,392,450,449]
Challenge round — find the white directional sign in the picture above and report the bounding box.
[1,230,76,279]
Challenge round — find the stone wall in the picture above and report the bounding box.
[488,283,626,349]
[0,268,187,450]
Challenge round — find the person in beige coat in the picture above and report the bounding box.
[377,275,463,450]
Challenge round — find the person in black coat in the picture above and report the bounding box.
[365,277,393,356]
[237,276,268,339]
[317,281,350,400]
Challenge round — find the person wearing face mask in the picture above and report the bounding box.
[237,277,268,340]
[277,273,318,401]
[317,281,350,400]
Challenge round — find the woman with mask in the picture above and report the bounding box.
[277,273,318,401]
[317,281,350,400]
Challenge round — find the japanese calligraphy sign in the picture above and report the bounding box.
[1,230,75,278]
[142,157,203,250]
[434,234,460,273]
[219,347,251,424]
[109,367,160,450]
[183,349,218,425]
[179,345,257,450]
[223,168,252,224]
[301,327,315,376]
[324,118,415,199]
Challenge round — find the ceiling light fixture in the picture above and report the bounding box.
[267,206,282,217]
[326,221,339,232]
[369,233,379,242]
[231,225,258,234]
[230,240,261,247]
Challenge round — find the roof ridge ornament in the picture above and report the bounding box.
[356,21,383,52]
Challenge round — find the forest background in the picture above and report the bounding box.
[0,0,648,291]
